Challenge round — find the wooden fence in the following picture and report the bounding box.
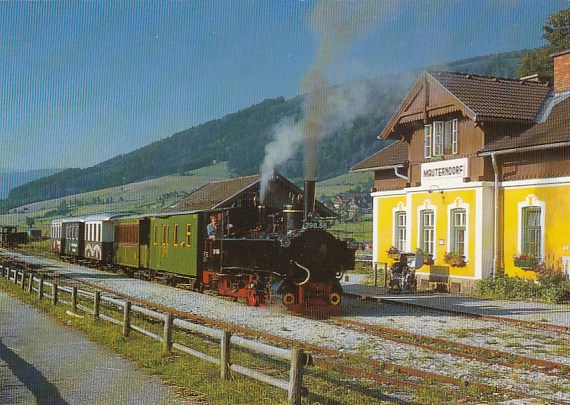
[0,265,307,404]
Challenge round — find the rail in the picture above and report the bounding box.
[0,265,307,404]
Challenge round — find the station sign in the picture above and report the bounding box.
[420,158,468,186]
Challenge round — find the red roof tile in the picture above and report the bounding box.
[430,71,550,121]
[481,96,570,153]
[351,141,408,171]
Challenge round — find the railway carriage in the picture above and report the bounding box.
[50,220,64,254]
[60,217,86,261]
[0,226,28,248]
[84,213,131,264]
[114,215,150,271]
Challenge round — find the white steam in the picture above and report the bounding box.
[259,1,391,201]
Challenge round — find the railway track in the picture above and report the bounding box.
[2,250,569,404]
[331,317,570,380]
[37,274,565,404]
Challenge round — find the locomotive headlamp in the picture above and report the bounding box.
[346,238,358,250]
[280,236,291,248]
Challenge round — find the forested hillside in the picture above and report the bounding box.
[2,50,526,210]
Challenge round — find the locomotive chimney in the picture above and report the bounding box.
[304,180,316,221]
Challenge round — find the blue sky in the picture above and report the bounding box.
[1,0,568,171]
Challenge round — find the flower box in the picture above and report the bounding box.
[386,246,400,261]
[513,258,537,270]
[444,252,466,267]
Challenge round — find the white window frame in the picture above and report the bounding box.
[424,125,432,158]
[451,119,458,154]
[425,119,459,158]
[393,211,407,252]
[417,200,437,259]
[433,121,444,156]
[517,195,545,259]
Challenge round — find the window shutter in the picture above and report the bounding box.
[424,125,432,158]
[452,119,458,154]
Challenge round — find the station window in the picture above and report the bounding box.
[419,209,435,256]
[394,211,406,252]
[424,119,458,158]
[450,208,466,255]
[521,207,541,257]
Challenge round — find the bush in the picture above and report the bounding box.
[476,273,570,304]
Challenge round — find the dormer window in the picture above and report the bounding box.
[424,119,458,158]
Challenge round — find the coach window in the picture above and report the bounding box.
[153,225,157,245]
[161,225,166,246]
[173,224,178,246]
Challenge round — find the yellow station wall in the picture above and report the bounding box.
[502,182,570,279]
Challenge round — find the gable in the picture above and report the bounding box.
[380,73,474,139]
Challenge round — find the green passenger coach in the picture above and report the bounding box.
[148,212,201,278]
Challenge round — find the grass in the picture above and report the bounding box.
[1,270,537,404]
[0,271,408,404]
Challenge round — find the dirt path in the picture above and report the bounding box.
[0,291,189,404]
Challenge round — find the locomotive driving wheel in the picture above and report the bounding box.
[282,292,296,306]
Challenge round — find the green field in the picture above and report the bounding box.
[1,165,374,241]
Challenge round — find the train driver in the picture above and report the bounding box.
[207,215,218,239]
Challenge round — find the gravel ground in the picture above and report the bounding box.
[3,250,570,403]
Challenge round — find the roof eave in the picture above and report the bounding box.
[479,140,570,156]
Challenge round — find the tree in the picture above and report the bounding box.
[25,216,35,228]
[518,6,570,81]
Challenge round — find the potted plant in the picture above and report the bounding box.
[444,251,466,267]
[386,246,400,260]
[513,254,538,270]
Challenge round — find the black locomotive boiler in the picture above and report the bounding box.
[201,180,357,311]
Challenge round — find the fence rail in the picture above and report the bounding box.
[0,264,306,404]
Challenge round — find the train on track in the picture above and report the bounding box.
[0,226,30,248]
[49,180,357,312]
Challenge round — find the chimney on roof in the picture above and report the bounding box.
[552,49,570,94]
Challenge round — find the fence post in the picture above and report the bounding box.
[220,330,231,380]
[72,287,78,312]
[373,263,378,287]
[163,313,173,354]
[384,262,388,287]
[288,348,304,405]
[21,273,26,290]
[38,276,44,300]
[94,291,100,319]
[12,269,17,284]
[52,283,58,305]
[28,274,34,294]
[122,301,131,337]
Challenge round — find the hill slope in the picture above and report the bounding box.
[3,50,526,210]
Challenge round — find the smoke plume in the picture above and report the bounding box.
[260,1,390,200]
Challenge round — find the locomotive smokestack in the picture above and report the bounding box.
[304,180,316,221]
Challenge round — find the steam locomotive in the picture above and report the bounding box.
[50,180,357,311]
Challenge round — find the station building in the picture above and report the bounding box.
[352,50,570,293]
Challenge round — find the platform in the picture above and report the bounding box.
[341,276,570,329]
